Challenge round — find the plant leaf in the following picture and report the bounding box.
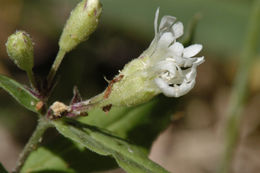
[21,147,75,173]
[53,119,169,173]
[0,74,40,113]
[22,97,177,172]
[79,96,177,149]
[0,163,8,173]
[21,134,118,173]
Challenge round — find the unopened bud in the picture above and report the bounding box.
[59,0,102,52]
[6,31,34,71]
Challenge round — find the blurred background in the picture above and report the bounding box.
[0,0,260,172]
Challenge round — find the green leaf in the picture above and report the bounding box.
[0,74,40,113]
[21,135,118,173]
[80,96,177,149]
[22,97,176,172]
[0,163,8,173]
[21,147,75,173]
[53,119,169,173]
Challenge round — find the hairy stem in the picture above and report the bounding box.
[26,69,37,90]
[47,49,66,87]
[13,117,52,173]
[219,1,260,173]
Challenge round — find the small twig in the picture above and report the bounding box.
[13,117,52,173]
[219,1,260,173]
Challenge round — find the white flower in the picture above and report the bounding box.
[83,8,205,108]
[147,8,205,97]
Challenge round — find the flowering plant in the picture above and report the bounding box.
[61,9,204,116]
[0,1,205,173]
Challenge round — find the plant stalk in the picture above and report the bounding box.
[47,49,66,87]
[219,1,260,173]
[13,117,52,173]
[26,69,37,90]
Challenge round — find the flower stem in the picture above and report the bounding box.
[219,1,260,173]
[47,49,66,87]
[13,117,52,173]
[26,69,37,90]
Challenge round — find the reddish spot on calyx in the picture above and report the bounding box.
[102,104,112,114]
[104,75,124,99]
[36,101,44,111]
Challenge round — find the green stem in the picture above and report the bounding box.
[47,49,66,87]
[219,1,260,173]
[26,69,37,89]
[13,117,52,173]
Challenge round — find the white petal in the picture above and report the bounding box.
[183,44,202,58]
[183,67,197,80]
[173,57,185,66]
[175,80,195,96]
[154,77,195,97]
[169,42,184,57]
[159,16,176,32]
[172,22,184,39]
[154,8,160,35]
[193,56,205,66]
[157,32,174,49]
[181,56,204,68]
[182,58,196,67]
[154,78,175,97]
[155,60,176,75]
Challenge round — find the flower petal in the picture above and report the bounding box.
[154,8,160,35]
[157,32,174,49]
[159,16,176,32]
[154,77,174,96]
[169,42,184,57]
[183,66,196,80]
[175,79,195,96]
[183,44,202,58]
[155,60,176,75]
[182,58,196,67]
[154,77,195,97]
[172,21,184,39]
[193,56,205,66]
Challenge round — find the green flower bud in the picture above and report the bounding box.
[6,31,34,71]
[59,0,102,52]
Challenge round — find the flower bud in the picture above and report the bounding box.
[6,31,34,71]
[59,0,102,52]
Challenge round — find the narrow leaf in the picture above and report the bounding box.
[21,147,75,173]
[0,74,40,113]
[54,119,169,173]
[22,97,177,172]
[79,96,177,149]
[21,135,118,173]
